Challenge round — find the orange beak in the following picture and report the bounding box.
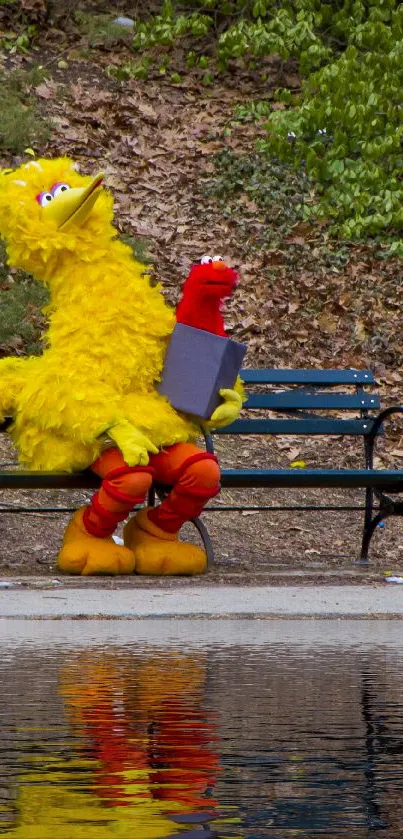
[211,260,229,270]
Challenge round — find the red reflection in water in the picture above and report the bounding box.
[61,654,220,822]
[148,699,220,811]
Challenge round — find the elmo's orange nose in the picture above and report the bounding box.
[212,260,228,270]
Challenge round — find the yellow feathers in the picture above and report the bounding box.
[0,157,200,471]
[0,357,30,421]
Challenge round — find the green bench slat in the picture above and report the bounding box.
[0,471,98,490]
[1,468,401,492]
[216,418,376,436]
[220,469,403,490]
[0,390,381,434]
[241,368,375,385]
[245,393,380,410]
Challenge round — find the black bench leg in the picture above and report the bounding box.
[358,436,376,566]
[357,486,374,566]
[148,485,214,570]
[190,516,215,570]
[357,508,389,566]
[358,518,376,566]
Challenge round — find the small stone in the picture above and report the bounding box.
[113,16,135,28]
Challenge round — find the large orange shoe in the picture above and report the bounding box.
[123,507,207,576]
[57,507,136,575]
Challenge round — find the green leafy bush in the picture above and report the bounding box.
[115,0,403,244]
[4,1,403,243]
[262,2,403,243]
[129,0,334,73]
[74,11,134,49]
[204,148,312,244]
[132,2,212,52]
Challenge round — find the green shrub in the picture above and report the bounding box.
[112,0,403,245]
[125,0,352,84]
[132,2,212,53]
[121,234,153,265]
[261,3,403,244]
[4,2,403,244]
[204,148,356,272]
[204,148,312,245]
[74,11,134,49]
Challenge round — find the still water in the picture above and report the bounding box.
[0,619,402,838]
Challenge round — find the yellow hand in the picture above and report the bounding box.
[207,388,242,430]
[108,420,158,466]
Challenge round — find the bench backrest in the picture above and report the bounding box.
[0,368,380,440]
[215,368,380,437]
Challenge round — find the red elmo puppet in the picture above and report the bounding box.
[176,254,238,337]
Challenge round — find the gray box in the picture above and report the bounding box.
[158,323,247,419]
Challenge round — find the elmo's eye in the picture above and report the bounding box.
[36,192,53,207]
[51,182,70,197]
[212,254,224,262]
[200,255,213,264]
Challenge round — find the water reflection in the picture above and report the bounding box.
[0,630,403,837]
[61,652,223,832]
[0,650,237,838]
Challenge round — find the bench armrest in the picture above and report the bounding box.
[367,406,403,442]
[366,406,403,472]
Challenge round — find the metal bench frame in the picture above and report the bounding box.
[1,368,403,567]
[204,368,403,567]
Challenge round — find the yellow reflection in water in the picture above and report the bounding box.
[2,650,233,838]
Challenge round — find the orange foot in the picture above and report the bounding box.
[124,507,207,575]
[57,508,136,576]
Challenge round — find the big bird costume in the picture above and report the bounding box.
[0,157,243,576]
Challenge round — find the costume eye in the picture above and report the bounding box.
[200,254,213,264]
[36,191,53,207]
[212,254,224,262]
[51,182,70,197]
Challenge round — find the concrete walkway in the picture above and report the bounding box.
[0,584,402,619]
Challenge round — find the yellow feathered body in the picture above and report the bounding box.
[0,158,200,471]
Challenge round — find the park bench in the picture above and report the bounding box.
[1,367,403,568]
